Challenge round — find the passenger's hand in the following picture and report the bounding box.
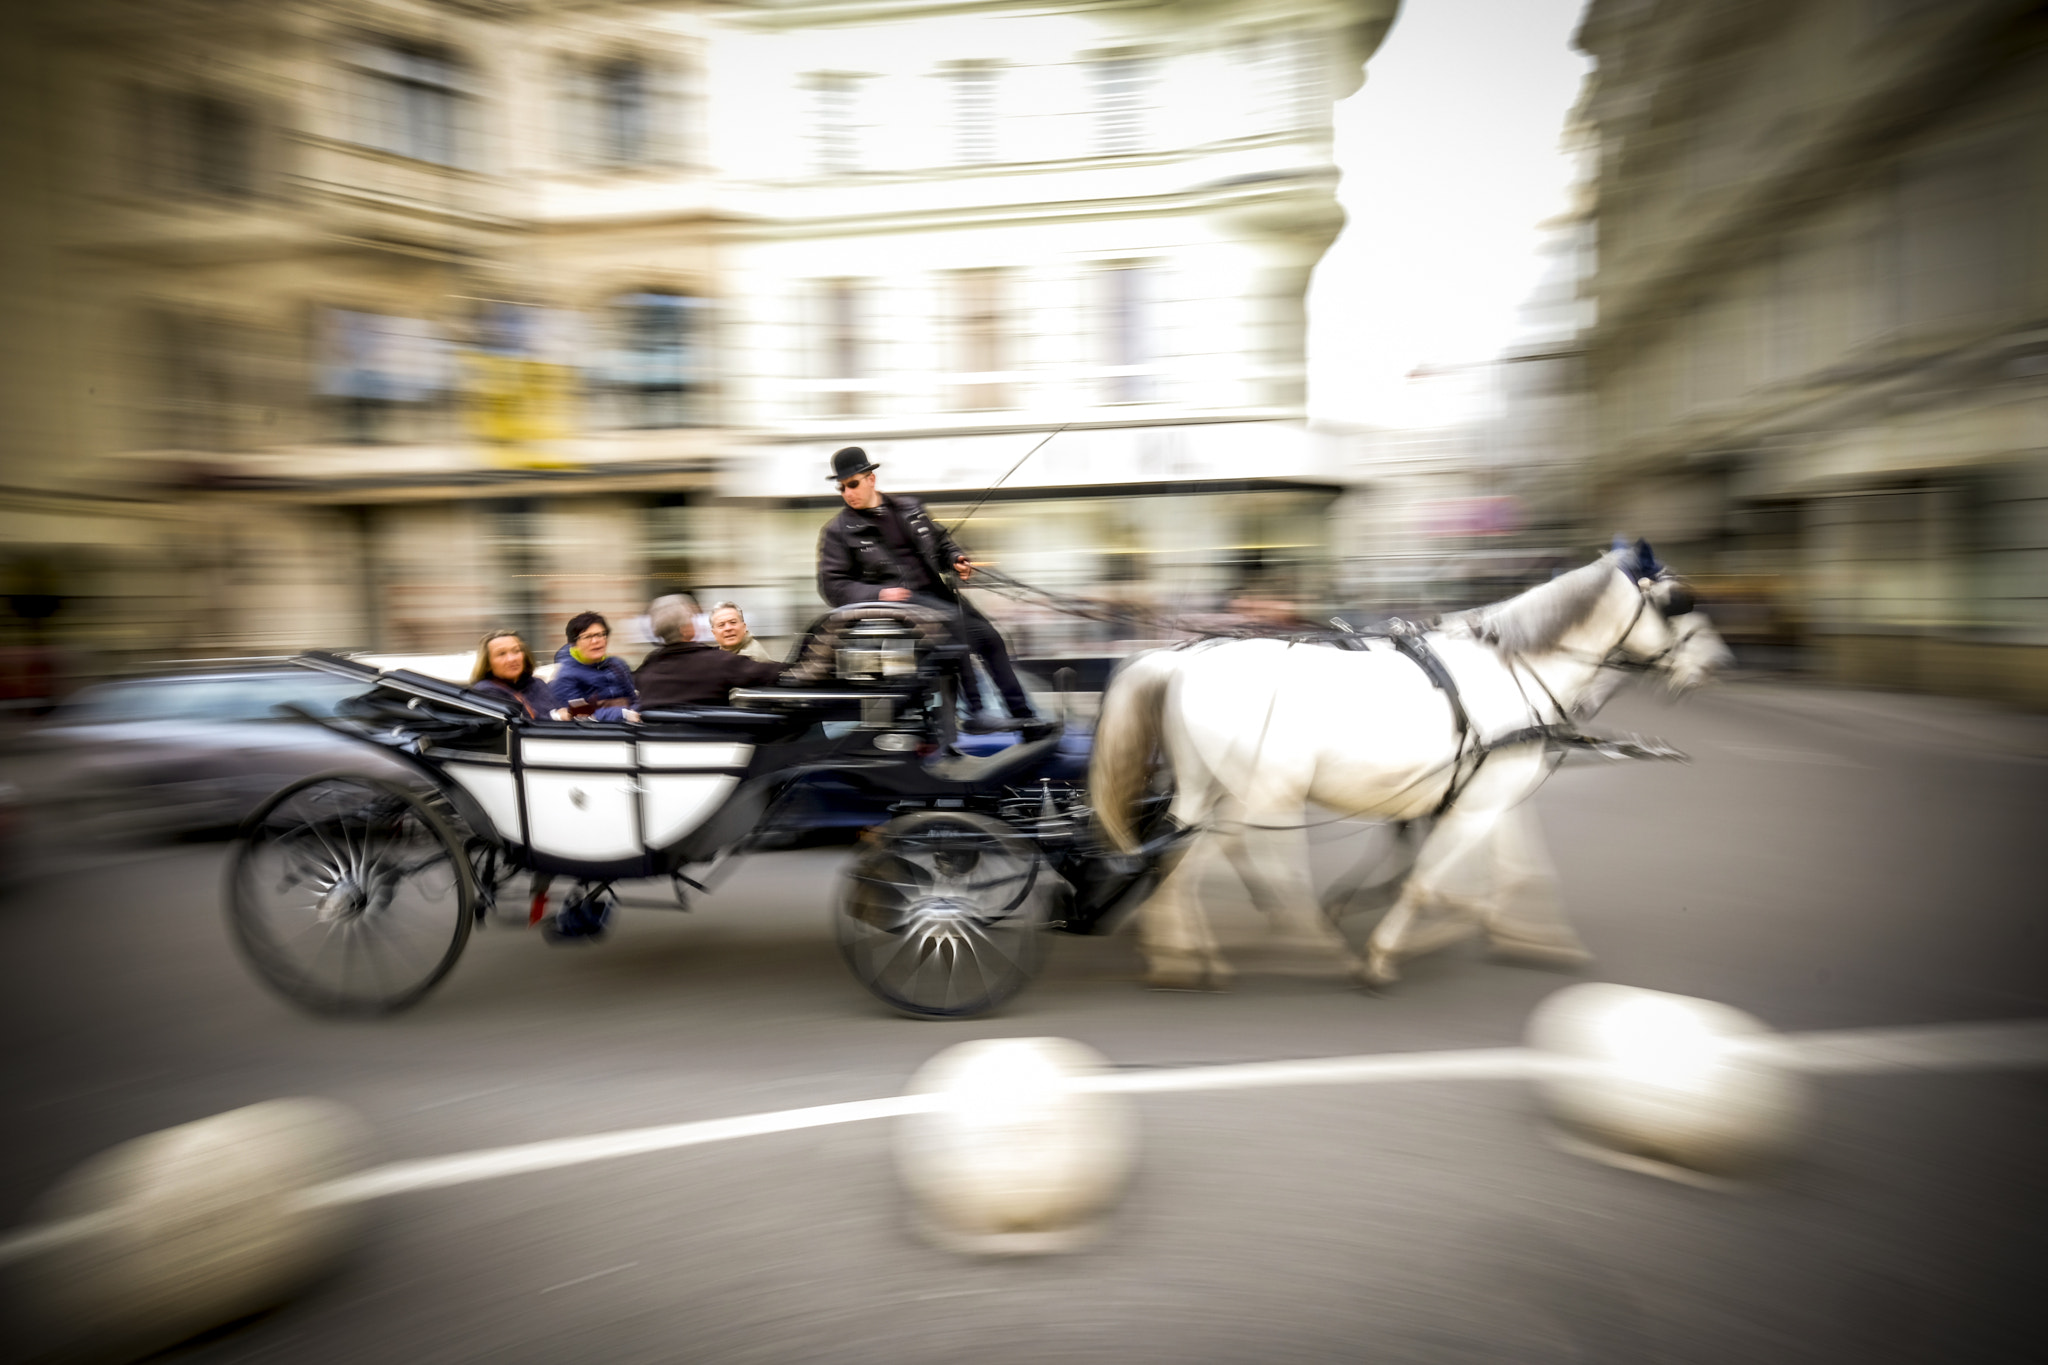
[549,708,570,720]
[880,587,912,602]
[624,710,641,723]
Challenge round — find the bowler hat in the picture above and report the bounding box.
[829,446,879,483]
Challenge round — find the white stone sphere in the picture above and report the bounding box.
[26,1098,369,1357]
[1526,984,1810,1175]
[896,1037,1136,1254]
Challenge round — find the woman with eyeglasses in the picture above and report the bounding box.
[550,611,640,719]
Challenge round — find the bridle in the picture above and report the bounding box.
[1547,566,1698,678]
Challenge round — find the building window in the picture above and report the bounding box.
[1091,54,1152,156]
[951,269,1010,411]
[1099,263,1154,404]
[316,307,455,444]
[128,87,256,200]
[1234,31,1322,135]
[602,292,704,428]
[813,279,866,418]
[350,43,467,168]
[809,73,866,175]
[951,64,998,164]
[560,55,694,168]
[595,59,648,165]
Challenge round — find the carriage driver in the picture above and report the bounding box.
[817,447,1041,734]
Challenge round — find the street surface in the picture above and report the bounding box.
[1,679,2044,1364]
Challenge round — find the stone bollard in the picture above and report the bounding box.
[895,1037,1136,1254]
[15,1098,370,1360]
[1526,983,1811,1177]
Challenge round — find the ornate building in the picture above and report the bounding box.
[2,0,1397,677]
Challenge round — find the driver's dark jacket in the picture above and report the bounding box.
[816,493,964,608]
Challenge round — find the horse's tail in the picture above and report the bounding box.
[1089,649,1177,854]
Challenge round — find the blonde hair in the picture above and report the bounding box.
[470,630,536,686]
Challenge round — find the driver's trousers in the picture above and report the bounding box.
[904,592,1033,718]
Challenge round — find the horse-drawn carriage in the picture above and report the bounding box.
[229,541,1728,1018]
[225,604,1182,1021]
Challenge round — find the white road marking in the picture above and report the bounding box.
[300,1094,939,1208]
[299,1020,2048,1209]
[4,1018,2044,1263]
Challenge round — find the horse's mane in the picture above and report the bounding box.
[1450,553,1620,656]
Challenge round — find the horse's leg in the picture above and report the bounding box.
[1137,827,1234,990]
[1227,819,1360,970]
[1361,807,1499,986]
[1480,804,1592,968]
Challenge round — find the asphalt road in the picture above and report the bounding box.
[1,680,2044,1364]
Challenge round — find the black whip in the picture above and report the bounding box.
[944,422,1072,542]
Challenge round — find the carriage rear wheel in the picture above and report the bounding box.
[227,773,475,1015]
[838,810,1043,1019]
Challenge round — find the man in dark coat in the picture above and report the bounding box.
[815,446,1036,730]
[635,595,785,708]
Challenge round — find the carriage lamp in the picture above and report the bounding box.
[835,616,921,683]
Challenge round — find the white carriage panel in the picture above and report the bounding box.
[523,772,642,862]
[639,741,752,771]
[641,774,740,849]
[522,738,636,770]
[444,763,521,844]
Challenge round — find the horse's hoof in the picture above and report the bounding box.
[1145,964,1209,992]
[1359,955,1400,989]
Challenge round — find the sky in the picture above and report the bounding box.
[1306,0,1594,429]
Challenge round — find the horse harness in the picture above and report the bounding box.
[1336,567,1694,819]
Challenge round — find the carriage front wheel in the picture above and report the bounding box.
[227,773,475,1015]
[838,810,1044,1019]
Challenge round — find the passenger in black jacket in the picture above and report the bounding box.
[635,595,785,708]
[815,446,1035,728]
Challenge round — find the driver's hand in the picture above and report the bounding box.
[879,587,912,602]
[954,557,974,580]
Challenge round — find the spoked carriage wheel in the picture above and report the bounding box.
[227,773,475,1015]
[838,810,1044,1019]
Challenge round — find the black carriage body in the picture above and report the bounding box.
[237,611,1175,1019]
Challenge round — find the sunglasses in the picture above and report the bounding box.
[837,477,867,491]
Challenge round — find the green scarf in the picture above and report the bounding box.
[569,645,601,667]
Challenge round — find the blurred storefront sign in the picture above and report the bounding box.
[463,304,582,466]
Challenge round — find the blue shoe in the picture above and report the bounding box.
[542,891,613,944]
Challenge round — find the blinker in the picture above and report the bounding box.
[1654,579,1695,617]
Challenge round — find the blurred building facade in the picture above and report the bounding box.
[706,0,1395,648]
[2,0,1399,682]
[1578,0,2048,704]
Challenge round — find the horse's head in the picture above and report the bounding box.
[1611,538,1733,693]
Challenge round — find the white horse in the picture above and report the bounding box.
[1089,544,1732,990]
